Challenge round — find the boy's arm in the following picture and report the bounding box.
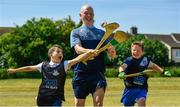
[67,50,95,70]
[148,61,164,73]
[118,63,127,72]
[8,65,38,73]
[118,63,127,79]
[152,63,164,73]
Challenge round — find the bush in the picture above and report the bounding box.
[105,67,119,77]
[1,66,180,79]
[0,69,9,79]
[166,66,180,77]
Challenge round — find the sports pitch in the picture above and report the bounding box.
[0,78,180,106]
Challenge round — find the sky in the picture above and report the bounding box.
[0,0,180,34]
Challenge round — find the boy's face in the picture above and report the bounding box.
[131,44,144,59]
[50,47,63,63]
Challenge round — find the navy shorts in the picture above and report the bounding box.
[36,95,62,106]
[121,88,147,106]
[72,79,107,99]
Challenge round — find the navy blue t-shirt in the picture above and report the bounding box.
[70,25,106,80]
[123,56,150,89]
[38,61,66,101]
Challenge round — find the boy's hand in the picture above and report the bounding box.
[163,70,171,77]
[118,72,126,79]
[7,69,16,73]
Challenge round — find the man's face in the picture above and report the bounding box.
[80,6,94,26]
[51,48,63,63]
[131,45,144,59]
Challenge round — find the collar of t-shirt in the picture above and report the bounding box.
[48,61,68,72]
[49,61,60,68]
[82,25,95,29]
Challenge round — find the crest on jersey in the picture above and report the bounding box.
[140,57,148,66]
[53,70,59,76]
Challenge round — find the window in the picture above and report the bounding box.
[175,49,180,58]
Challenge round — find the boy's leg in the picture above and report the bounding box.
[121,88,136,106]
[135,89,147,106]
[52,97,62,106]
[92,87,105,106]
[136,97,146,106]
[37,95,60,106]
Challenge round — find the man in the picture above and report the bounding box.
[70,4,116,106]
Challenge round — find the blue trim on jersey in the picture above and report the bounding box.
[70,25,105,47]
[70,25,106,77]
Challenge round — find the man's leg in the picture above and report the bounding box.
[72,80,87,107]
[74,98,86,107]
[92,88,105,106]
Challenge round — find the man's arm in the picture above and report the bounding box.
[8,65,38,73]
[74,44,98,60]
[74,44,93,54]
[70,30,90,55]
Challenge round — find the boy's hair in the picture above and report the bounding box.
[131,41,144,51]
[48,44,63,57]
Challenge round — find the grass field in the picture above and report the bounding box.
[0,77,180,106]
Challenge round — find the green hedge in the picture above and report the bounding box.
[1,66,180,79]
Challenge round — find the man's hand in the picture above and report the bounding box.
[118,72,126,79]
[87,49,99,60]
[107,45,116,59]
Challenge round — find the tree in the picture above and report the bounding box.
[0,17,76,69]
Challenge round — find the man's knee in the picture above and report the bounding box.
[95,102,103,106]
[75,98,86,106]
[93,98,103,106]
[93,88,105,106]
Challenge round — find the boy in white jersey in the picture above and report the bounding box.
[8,44,95,106]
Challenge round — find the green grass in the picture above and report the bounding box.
[0,78,180,106]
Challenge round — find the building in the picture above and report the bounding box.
[0,27,13,36]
